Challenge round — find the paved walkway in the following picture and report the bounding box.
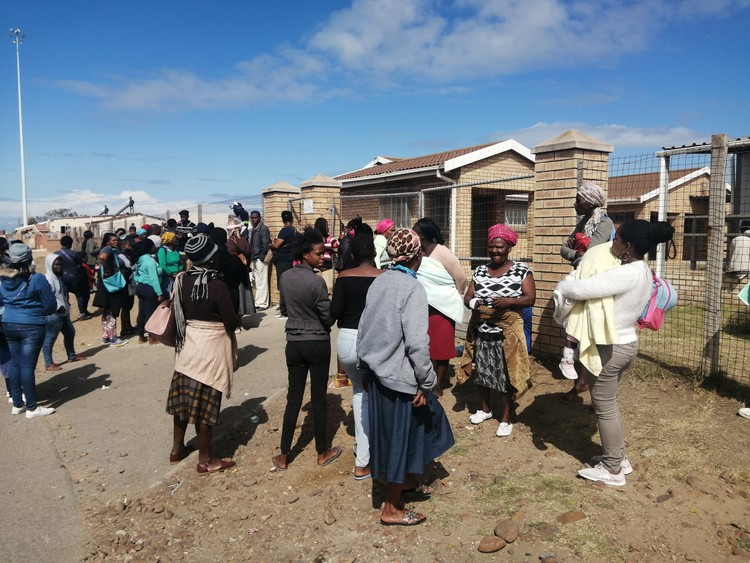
[0,309,316,561]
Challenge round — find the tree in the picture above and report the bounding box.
[27,208,79,224]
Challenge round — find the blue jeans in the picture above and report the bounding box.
[2,322,45,410]
[42,314,76,366]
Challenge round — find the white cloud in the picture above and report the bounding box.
[54,0,748,111]
[492,121,707,152]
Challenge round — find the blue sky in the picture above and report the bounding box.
[2,0,749,230]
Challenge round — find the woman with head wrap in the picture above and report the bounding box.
[357,229,455,526]
[559,182,615,397]
[158,230,183,295]
[167,236,240,473]
[460,225,535,437]
[373,218,396,269]
[1,243,57,418]
[92,233,130,347]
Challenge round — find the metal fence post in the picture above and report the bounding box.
[704,134,729,376]
[656,155,670,276]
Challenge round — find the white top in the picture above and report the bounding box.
[557,260,652,344]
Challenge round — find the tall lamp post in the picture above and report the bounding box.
[10,28,28,226]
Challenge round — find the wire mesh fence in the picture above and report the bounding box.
[609,144,750,389]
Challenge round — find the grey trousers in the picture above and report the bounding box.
[585,342,638,472]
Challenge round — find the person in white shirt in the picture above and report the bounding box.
[556,220,674,487]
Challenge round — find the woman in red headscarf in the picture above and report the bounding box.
[459,224,535,437]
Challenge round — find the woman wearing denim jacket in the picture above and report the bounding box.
[0,243,57,418]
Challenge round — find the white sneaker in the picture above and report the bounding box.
[738,407,750,419]
[559,359,578,380]
[8,393,25,404]
[496,422,513,436]
[25,406,56,419]
[11,405,26,415]
[590,455,633,475]
[469,410,493,424]
[578,462,626,486]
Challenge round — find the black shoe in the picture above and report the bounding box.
[79,313,93,321]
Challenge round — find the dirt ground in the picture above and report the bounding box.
[12,252,750,562]
[65,331,750,561]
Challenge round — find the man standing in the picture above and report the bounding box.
[57,235,93,320]
[270,210,296,318]
[249,210,271,310]
[175,210,195,250]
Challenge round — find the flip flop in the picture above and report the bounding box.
[318,445,343,467]
[353,469,371,481]
[196,458,236,475]
[380,509,427,526]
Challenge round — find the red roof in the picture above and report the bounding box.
[334,142,496,180]
[608,168,704,201]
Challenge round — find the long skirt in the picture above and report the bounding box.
[473,332,513,393]
[368,375,454,484]
[166,371,222,426]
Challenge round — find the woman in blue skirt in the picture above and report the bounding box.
[357,228,454,526]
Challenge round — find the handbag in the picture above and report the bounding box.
[145,297,176,346]
[144,272,181,346]
[101,267,126,293]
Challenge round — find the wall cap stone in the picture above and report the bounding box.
[262,181,301,195]
[532,129,614,155]
[299,173,342,188]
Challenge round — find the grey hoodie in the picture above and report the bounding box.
[357,269,436,395]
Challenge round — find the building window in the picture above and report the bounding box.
[609,211,635,229]
[380,195,410,229]
[505,202,527,231]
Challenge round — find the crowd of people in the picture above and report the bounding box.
[0,185,680,525]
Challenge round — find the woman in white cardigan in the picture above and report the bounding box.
[556,220,674,486]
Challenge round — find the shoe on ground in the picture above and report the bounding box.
[68,354,86,362]
[11,405,26,415]
[590,455,633,475]
[6,392,11,404]
[79,313,93,321]
[738,407,750,419]
[469,410,493,424]
[255,305,267,311]
[25,406,56,419]
[8,393,26,404]
[45,363,63,372]
[496,422,513,437]
[109,338,128,347]
[578,462,626,486]
[559,358,578,380]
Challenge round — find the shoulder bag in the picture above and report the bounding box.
[145,273,180,346]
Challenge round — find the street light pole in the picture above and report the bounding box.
[10,28,28,226]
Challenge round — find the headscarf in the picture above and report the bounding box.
[487,224,518,247]
[386,228,421,263]
[577,181,606,207]
[376,218,394,235]
[161,231,176,246]
[577,182,609,239]
[136,228,147,236]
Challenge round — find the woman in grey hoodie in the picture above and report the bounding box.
[357,229,454,527]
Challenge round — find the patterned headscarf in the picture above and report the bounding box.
[161,231,176,246]
[577,181,606,207]
[386,228,422,263]
[487,224,518,247]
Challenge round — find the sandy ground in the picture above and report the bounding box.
[2,252,750,561]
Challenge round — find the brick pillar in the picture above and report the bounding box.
[262,181,301,306]
[299,173,342,229]
[530,130,613,356]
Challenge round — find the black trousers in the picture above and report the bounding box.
[136,283,159,338]
[280,339,331,455]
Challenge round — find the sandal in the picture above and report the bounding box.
[272,455,288,472]
[402,483,433,501]
[380,509,427,526]
[196,458,236,475]
[329,373,351,389]
[317,445,343,467]
[169,445,195,464]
